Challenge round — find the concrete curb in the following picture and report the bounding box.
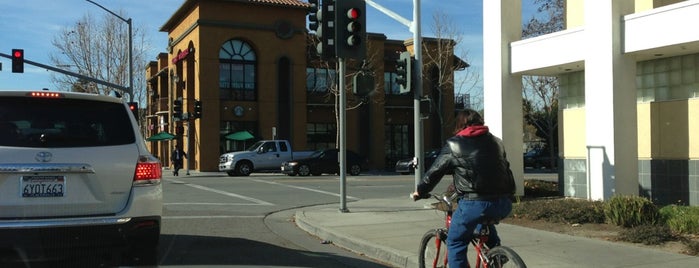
[294,210,417,268]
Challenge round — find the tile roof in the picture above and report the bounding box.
[249,0,310,8]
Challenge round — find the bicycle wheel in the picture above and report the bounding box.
[418,229,448,268]
[485,246,527,268]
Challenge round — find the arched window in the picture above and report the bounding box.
[219,39,256,101]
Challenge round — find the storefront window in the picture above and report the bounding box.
[220,39,256,101]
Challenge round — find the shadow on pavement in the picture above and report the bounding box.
[158,234,388,267]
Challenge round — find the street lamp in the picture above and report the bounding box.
[85,0,133,102]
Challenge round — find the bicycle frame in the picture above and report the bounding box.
[429,194,496,268]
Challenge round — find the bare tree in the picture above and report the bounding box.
[49,11,149,106]
[422,11,480,141]
[306,35,383,149]
[521,0,564,169]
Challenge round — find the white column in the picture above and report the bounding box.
[483,0,524,195]
[584,0,637,200]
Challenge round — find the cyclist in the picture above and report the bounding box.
[411,108,516,268]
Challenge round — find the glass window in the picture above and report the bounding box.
[307,123,336,150]
[384,72,400,95]
[306,68,336,93]
[220,39,256,101]
[0,97,134,147]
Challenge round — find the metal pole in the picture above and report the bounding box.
[413,0,424,186]
[186,118,191,176]
[128,19,133,102]
[339,58,349,213]
[85,0,133,101]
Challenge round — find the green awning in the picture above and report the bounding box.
[225,130,254,141]
[146,131,175,141]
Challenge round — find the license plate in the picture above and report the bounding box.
[21,176,65,197]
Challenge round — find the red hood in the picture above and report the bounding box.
[456,125,489,137]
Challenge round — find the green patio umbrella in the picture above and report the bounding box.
[224,130,254,141]
[146,131,176,141]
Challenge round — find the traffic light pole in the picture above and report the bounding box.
[412,0,424,187]
[339,58,349,213]
[0,52,131,94]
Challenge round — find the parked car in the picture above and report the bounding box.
[524,148,557,169]
[394,149,441,175]
[0,91,162,264]
[219,140,314,176]
[281,149,367,176]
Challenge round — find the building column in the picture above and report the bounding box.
[584,0,637,200]
[483,0,524,195]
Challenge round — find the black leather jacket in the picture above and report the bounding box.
[417,131,515,197]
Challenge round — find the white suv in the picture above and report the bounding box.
[0,91,162,265]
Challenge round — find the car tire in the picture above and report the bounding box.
[297,165,311,176]
[236,161,253,176]
[349,164,361,176]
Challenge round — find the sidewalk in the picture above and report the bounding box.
[295,197,699,268]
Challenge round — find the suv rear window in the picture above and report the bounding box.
[0,97,136,148]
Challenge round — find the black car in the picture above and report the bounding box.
[394,149,441,175]
[524,148,557,169]
[281,149,367,176]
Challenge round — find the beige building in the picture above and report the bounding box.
[144,0,464,173]
[487,0,699,205]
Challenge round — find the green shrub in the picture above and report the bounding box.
[659,205,699,235]
[512,198,605,224]
[617,224,677,245]
[604,195,659,227]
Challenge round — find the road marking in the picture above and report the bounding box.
[167,178,274,205]
[164,202,263,206]
[244,178,360,200]
[163,215,264,220]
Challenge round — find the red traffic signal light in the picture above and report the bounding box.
[12,49,24,73]
[334,0,365,60]
[127,102,139,120]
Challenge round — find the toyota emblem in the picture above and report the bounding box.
[35,152,53,162]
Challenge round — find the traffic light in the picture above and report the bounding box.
[127,102,139,120]
[308,0,319,32]
[352,71,374,96]
[173,98,183,121]
[395,51,412,94]
[11,49,24,73]
[315,0,335,59]
[175,126,184,135]
[193,99,202,119]
[420,97,432,119]
[335,0,365,60]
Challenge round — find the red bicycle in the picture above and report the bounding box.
[417,193,526,268]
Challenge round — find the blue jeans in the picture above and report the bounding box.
[446,196,512,268]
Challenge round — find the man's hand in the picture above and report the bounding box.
[411,191,430,201]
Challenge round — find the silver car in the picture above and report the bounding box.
[0,91,162,265]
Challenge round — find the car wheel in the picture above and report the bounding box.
[236,162,253,176]
[298,164,311,176]
[349,164,361,176]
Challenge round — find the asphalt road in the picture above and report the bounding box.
[158,172,423,267]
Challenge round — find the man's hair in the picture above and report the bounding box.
[454,109,484,134]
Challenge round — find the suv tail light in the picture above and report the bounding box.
[133,155,162,186]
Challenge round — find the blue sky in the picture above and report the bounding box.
[0,0,538,97]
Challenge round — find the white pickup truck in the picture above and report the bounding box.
[218,140,314,176]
